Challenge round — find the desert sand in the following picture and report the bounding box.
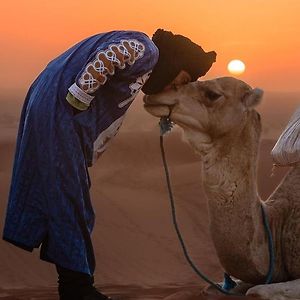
[0,92,296,299]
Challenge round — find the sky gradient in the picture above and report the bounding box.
[1,0,300,94]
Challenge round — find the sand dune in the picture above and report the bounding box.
[0,91,293,299]
[0,128,288,299]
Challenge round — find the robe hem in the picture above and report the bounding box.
[2,236,34,252]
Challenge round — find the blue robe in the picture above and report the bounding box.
[2,30,159,275]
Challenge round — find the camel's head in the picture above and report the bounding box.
[144,77,263,154]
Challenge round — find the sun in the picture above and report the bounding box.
[227,59,246,75]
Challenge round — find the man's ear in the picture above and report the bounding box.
[242,88,264,108]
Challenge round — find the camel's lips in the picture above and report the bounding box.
[143,94,173,117]
[143,103,171,118]
[143,95,175,109]
[143,102,173,111]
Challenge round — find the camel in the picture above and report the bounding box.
[143,77,300,300]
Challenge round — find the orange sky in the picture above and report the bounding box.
[1,0,300,94]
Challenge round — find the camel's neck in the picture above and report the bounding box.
[201,114,270,282]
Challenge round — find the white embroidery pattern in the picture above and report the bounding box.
[68,83,94,106]
[78,39,145,94]
[92,115,125,163]
[118,71,152,108]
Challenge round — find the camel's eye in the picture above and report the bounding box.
[205,90,222,101]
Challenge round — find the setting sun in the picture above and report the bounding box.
[227,59,246,75]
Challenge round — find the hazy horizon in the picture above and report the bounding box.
[1,90,299,142]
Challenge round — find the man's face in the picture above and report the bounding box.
[163,70,192,91]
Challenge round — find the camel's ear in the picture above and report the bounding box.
[242,88,264,108]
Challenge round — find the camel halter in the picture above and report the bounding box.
[158,117,275,296]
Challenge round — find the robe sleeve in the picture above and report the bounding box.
[66,35,159,111]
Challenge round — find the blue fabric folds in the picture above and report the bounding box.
[2,30,159,275]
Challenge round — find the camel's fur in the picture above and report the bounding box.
[144,77,300,300]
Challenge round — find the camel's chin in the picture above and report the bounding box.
[170,114,203,133]
[143,104,170,118]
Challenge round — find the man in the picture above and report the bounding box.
[2,29,216,300]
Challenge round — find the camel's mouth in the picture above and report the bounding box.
[143,94,174,118]
[143,103,171,118]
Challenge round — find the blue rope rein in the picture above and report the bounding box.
[159,117,275,296]
[261,204,275,284]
